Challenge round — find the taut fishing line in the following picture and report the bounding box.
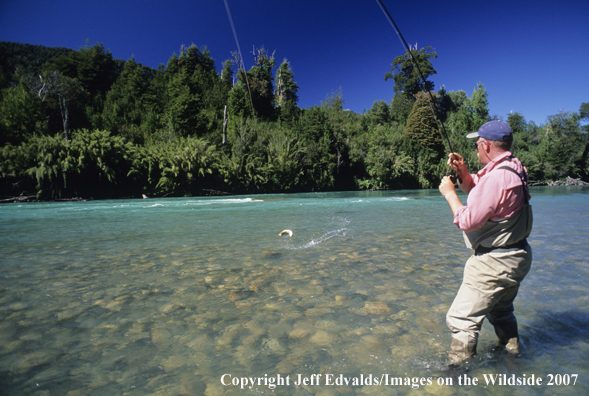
[375,0,460,182]
[223,0,255,116]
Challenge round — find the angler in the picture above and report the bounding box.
[376,0,533,366]
[439,120,533,365]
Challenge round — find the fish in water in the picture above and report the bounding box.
[278,229,293,237]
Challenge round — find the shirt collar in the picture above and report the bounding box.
[477,151,513,177]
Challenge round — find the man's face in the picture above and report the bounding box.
[475,138,489,165]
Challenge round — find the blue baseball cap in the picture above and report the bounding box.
[466,120,512,141]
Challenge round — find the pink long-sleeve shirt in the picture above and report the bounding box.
[453,151,531,232]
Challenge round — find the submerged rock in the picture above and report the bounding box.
[309,330,336,345]
[350,301,393,316]
[161,355,188,372]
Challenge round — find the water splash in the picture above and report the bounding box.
[290,227,349,249]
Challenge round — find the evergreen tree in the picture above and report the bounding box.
[508,112,529,155]
[466,82,490,130]
[42,41,118,130]
[405,91,443,153]
[236,47,276,119]
[369,100,391,125]
[142,64,169,135]
[227,81,250,120]
[220,59,234,95]
[579,102,589,133]
[274,60,299,108]
[167,67,203,136]
[507,112,527,134]
[0,79,45,144]
[102,56,148,139]
[544,111,585,178]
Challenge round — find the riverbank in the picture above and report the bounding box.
[2,177,587,204]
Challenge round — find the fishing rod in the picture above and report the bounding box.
[224,0,256,118]
[375,0,460,183]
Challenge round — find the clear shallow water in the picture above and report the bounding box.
[0,187,588,395]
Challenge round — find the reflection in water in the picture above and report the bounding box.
[0,187,588,395]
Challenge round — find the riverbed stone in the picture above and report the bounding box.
[151,328,171,344]
[310,330,336,346]
[161,355,188,372]
[262,337,287,355]
[351,301,393,316]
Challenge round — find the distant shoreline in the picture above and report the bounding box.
[2,181,587,204]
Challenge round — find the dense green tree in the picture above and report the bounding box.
[0,79,46,144]
[236,47,276,119]
[465,82,490,130]
[507,112,527,134]
[220,59,234,95]
[142,64,169,135]
[321,88,344,111]
[369,100,391,126]
[217,117,269,193]
[580,102,589,133]
[73,42,117,99]
[274,60,299,108]
[390,92,414,126]
[542,111,586,178]
[444,90,472,137]
[404,91,446,188]
[165,45,225,139]
[166,67,204,136]
[296,106,338,189]
[385,46,438,97]
[508,111,531,155]
[405,91,443,153]
[102,56,148,141]
[227,81,250,119]
[42,42,118,130]
[357,124,413,190]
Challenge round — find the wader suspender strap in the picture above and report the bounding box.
[497,156,529,204]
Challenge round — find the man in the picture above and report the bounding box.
[438,120,533,366]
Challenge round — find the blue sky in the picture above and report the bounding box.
[1,0,587,126]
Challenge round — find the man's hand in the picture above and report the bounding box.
[447,152,474,194]
[447,153,466,175]
[439,175,464,215]
[439,175,456,198]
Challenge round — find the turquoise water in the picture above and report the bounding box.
[0,186,588,395]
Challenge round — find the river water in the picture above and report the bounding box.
[0,186,588,396]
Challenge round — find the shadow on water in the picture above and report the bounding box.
[523,310,589,353]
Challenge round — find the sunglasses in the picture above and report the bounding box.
[473,140,486,150]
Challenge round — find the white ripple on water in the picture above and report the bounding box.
[288,227,350,249]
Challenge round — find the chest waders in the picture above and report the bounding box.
[447,158,533,366]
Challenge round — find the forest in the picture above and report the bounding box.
[1,41,588,200]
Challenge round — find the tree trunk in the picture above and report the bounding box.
[59,93,70,140]
[222,105,228,145]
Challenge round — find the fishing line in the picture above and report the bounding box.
[375,0,460,181]
[223,0,255,117]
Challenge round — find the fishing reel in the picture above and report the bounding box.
[445,172,461,184]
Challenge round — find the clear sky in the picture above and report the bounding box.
[1,0,587,126]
